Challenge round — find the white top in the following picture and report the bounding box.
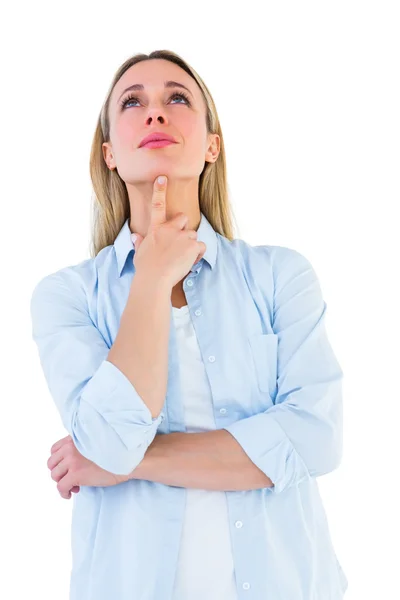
[171,304,239,600]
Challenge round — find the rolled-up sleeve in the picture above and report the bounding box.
[223,247,344,495]
[30,271,165,475]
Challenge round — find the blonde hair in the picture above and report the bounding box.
[88,49,239,258]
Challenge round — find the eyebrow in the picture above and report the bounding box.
[116,80,194,104]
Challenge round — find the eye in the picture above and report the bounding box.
[119,91,191,110]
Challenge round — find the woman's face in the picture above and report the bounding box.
[103,59,218,185]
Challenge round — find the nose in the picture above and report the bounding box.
[146,112,165,125]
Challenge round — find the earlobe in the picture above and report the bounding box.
[206,150,219,163]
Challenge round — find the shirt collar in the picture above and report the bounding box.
[114,211,218,277]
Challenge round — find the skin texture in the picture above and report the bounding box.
[101,58,220,241]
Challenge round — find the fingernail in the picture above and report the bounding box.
[131,233,137,245]
[157,175,166,185]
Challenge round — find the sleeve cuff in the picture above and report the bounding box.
[76,359,165,474]
[223,411,310,495]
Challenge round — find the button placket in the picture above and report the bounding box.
[185,275,230,439]
[184,271,252,594]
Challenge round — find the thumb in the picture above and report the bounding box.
[132,233,144,251]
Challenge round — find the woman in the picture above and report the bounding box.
[30,49,348,599]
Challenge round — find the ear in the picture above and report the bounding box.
[101,142,114,169]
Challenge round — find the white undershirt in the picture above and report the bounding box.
[171,304,239,600]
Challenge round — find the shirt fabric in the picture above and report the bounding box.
[30,212,349,600]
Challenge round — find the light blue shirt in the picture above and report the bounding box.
[30,212,348,599]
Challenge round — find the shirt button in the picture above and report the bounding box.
[208,356,215,362]
[235,521,243,528]
[186,279,193,287]
[194,309,202,316]
[242,582,251,590]
[220,408,227,415]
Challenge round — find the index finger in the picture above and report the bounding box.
[150,175,167,230]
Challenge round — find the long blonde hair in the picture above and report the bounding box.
[88,49,239,258]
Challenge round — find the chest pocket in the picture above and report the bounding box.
[248,332,278,397]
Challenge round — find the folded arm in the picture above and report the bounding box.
[129,430,274,491]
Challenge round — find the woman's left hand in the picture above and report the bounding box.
[47,435,130,499]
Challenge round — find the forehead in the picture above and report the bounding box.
[110,59,197,105]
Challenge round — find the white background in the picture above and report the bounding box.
[1,1,399,598]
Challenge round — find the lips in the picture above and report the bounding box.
[139,132,177,148]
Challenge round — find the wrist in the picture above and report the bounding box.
[131,271,172,297]
[128,449,152,481]
[128,434,163,481]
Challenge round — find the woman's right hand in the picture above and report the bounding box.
[132,176,207,288]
